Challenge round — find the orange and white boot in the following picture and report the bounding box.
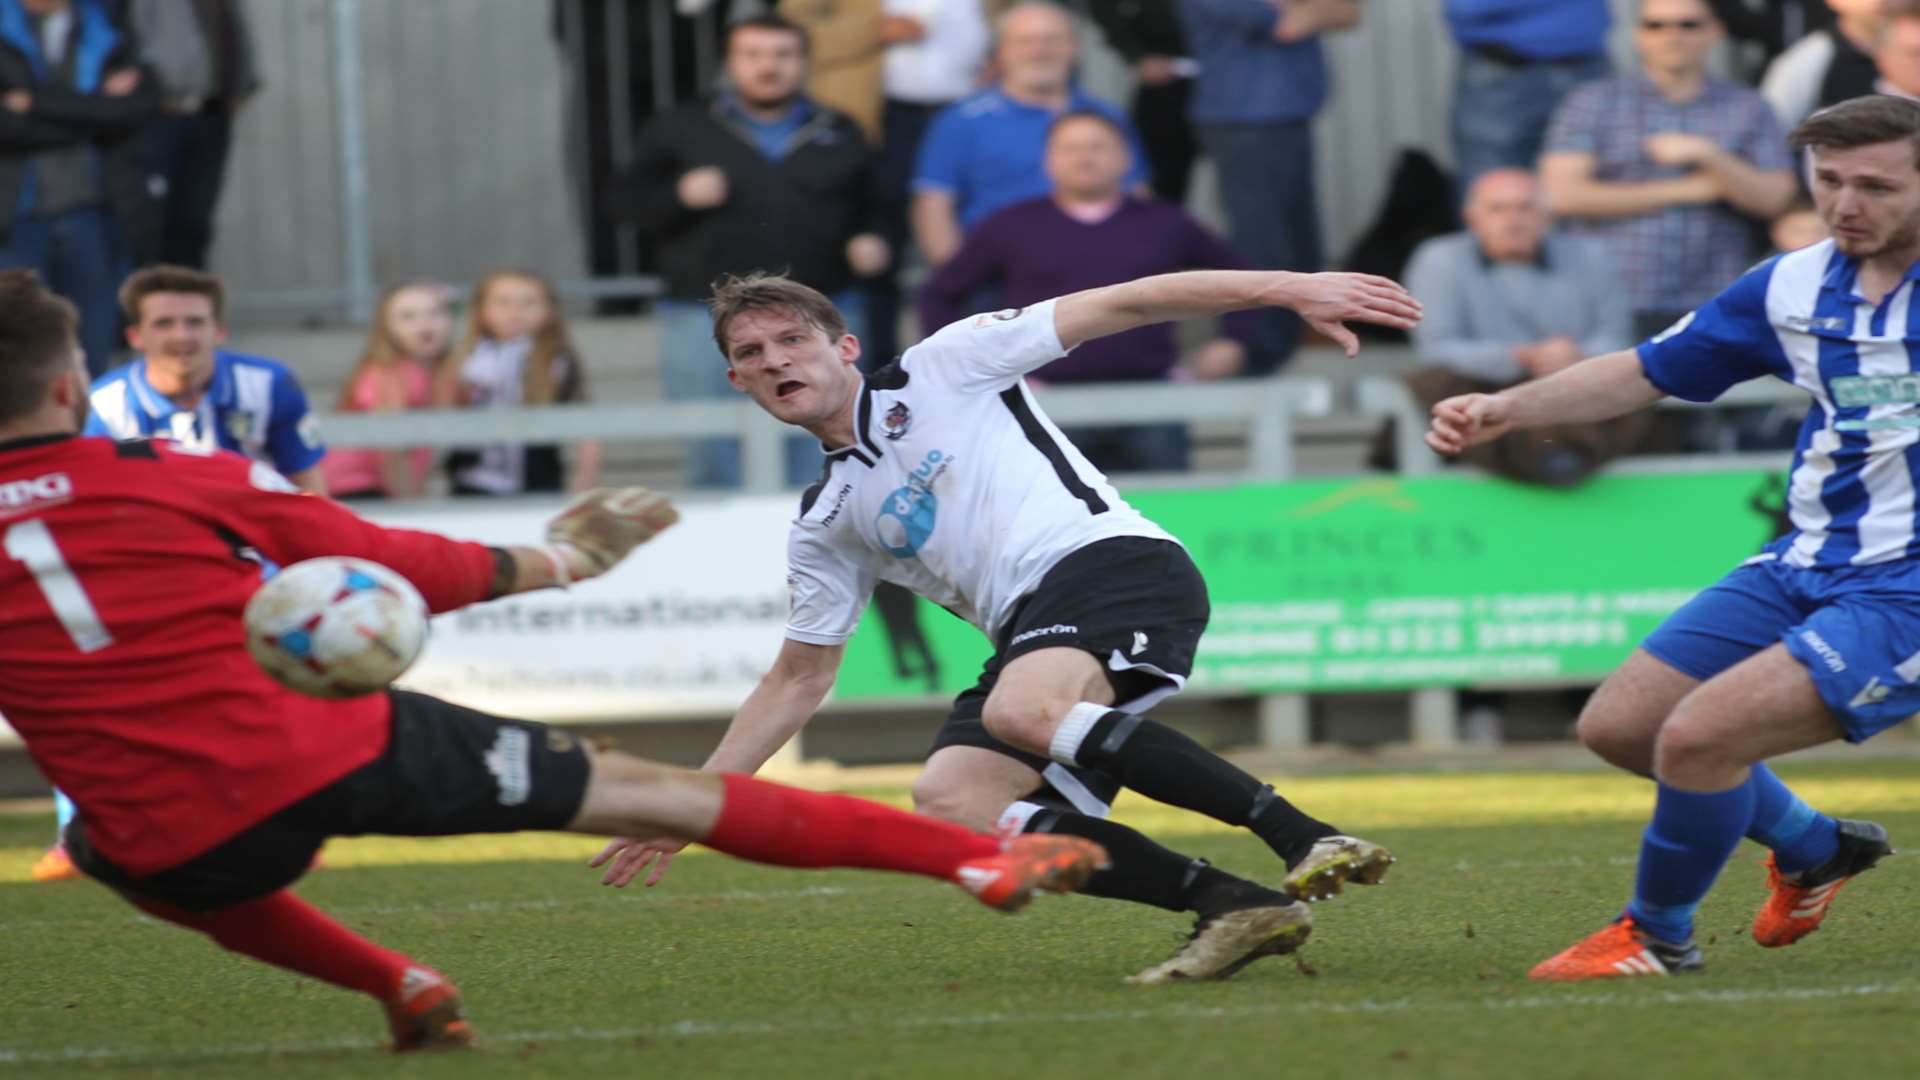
[1529,917,1704,982]
[953,834,1108,913]
[384,967,473,1052]
[1752,819,1892,948]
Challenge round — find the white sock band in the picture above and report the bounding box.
[1048,701,1109,767]
[996,800,1047,837]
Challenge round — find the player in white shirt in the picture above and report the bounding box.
[592,267,1423,981]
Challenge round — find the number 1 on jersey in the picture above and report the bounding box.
[5,519,113,653]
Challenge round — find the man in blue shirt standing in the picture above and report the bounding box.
[87,264,327,492]
[1444,0,1611,193]
[910,1,1148,268]
[1178,0,1356,368]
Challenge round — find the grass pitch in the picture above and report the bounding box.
[3,758,1919,1078]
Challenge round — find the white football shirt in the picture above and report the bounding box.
[785,300,1176,646]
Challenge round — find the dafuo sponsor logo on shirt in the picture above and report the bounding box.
[0,472,72,514]
[876,450,953,559]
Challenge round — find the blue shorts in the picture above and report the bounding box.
[1642,554,1920,743]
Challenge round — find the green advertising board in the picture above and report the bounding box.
[834,469,1788,700]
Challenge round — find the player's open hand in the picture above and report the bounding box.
[589,835,688,887]
[1426,392,1513,455]
[1274,272,1422,357]
[546,487,681,580]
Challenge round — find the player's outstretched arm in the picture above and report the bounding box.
[1425,349,1664,455]
[1052,269,1422,357]
[588,637,846,887]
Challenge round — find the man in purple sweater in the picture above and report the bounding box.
[917,110,1257,472]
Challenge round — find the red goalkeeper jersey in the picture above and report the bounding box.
[0,434,498,875]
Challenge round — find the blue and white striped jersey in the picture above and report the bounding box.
[84,350,327,479]
[1639,238,1920,569]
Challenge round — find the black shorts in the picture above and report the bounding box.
[66,690,592,911]
[930,536,1210,811]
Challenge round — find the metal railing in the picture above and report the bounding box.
[319,377,1338,492]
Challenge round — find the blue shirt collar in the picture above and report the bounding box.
[984,84,1100,115]
[1819,246,1920,305]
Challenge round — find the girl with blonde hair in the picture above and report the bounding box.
[436,269,601,495]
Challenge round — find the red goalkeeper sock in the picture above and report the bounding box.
[702,773,1001,880]
[132,890,425,1000]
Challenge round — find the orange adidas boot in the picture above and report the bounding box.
[1753,819,1892,948]
[1530,917,1703,981]
[30,844,79,882]
[953,834,1108,913]
[384,967,473,1052]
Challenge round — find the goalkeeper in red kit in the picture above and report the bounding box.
[0,271,1103,1051]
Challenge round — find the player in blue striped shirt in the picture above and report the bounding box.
[1427,95,1917,981]
[86,266,327,493]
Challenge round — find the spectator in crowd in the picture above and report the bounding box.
[0,0,160,376]
[911,1,1147,267]
[1761,0,1888,130]
[1712,0,1839,82]
[1178,0,1359,368]
[778,0,884,140]
[322,281,450,502]
[1444,0,1611,194]
[618,13,887,489]
[87,264,326,492]
[1542,0,1796,337]
[783,0,997,368]
[434,269,600,498]
[121,0,257,270]
[1091,0,1199,203]
[919,110,1256,473]
[1388,169,1639,487]
[1873,1,1920,98]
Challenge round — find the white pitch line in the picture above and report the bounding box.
[0,981,1910,1067]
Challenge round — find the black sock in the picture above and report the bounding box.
[1063,708,1339,866]
[1027,808,1288,914]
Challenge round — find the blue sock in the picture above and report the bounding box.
[1627,780,1756,944]
[1745,764,1839,875]
[53,788,75,840]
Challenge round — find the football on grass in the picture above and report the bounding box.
[244,557,429,698]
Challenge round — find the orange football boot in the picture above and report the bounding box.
[30,844,79,882]
[954,834,1108,913]
[1530,917,1703,981]
[1753,819,1892,948]
[384,967,474,1053]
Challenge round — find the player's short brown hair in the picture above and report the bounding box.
[119,264,227,326]
[707,272,850,363]
[0,269,81,425]
[1790,94,1920,171]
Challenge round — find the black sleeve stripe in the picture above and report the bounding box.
[867,360,910,390]
[855,384,885,460]
[798,480,827,516]
[998,386,1108,516]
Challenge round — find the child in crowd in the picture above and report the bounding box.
[435,270,601,496]
[322,281,452,500]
